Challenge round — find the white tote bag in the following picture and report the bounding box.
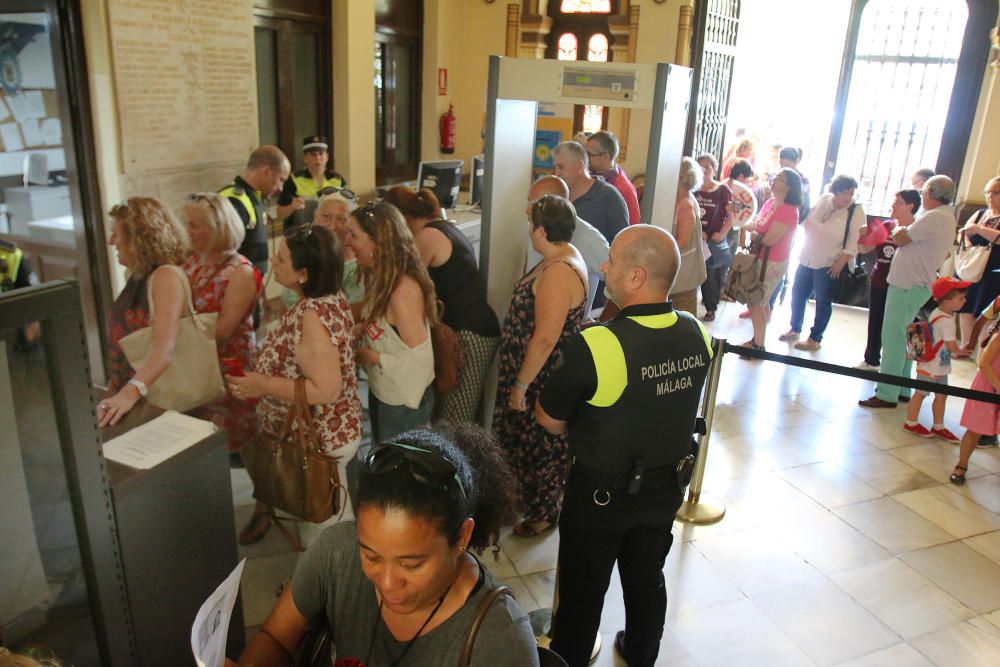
[118,264,225,412]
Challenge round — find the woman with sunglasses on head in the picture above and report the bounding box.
[228,224,363,544]
[346,202,437,443]
[382,185,501,425]
[493,194,587,538]
[231,425,539,667]
[182,193,262,451]
[98,197,190,427]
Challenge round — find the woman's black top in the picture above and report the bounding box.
[426,220,500,337]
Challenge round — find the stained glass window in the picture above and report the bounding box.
[560,0,612,13]
[582,105,604,134]
[557,33,578,61]
[587,33,609,62]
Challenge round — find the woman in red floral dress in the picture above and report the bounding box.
[182,193,262,450]
[228,224,363,544]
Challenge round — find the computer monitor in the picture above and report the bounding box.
[469,155,485,206]
[417,159,463,209]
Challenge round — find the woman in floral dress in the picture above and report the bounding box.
[183,193,261,450]
[228,225,363,544]
[493,195,588,537]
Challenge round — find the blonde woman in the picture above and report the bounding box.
[346,202,437,443]
[671,157,705,315]
[98,197,189,427]
[182,193,261,450]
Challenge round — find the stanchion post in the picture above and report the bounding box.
[676,337,726,525]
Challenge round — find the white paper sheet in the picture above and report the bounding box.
[5,94,30,123]
[20,118,43,147]
[102,411,217,469]
[192,559,246,667]
[0,123,24,152]
[0,98,10,122]
[40,117,61,145]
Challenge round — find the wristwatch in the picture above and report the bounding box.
[514,379,530,390]
[128,378,149,397]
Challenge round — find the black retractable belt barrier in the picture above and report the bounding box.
[724,342,1000,404]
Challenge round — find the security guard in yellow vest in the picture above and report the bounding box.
[538,225,712,667]
[221,145,292,276]
[1,239,34,292]
[276,135,349,227]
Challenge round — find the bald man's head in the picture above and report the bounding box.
[602,226,680,305]
[526,175,570,216]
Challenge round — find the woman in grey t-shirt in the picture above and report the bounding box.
[230,425,540,667]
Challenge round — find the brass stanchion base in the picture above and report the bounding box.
[529,607,601,663]
[676,495,726,525]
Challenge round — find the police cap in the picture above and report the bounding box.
[302,135,328,153]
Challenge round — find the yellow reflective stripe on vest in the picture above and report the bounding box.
[293,174,344,199]
[694,318,715,359]
[219,186,256,226]
[582,326,628,407]
[0,246,22,285]
[626,312,678,328]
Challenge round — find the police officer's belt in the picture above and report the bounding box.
[571,458,679,493]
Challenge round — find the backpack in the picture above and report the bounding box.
[906,314,947,362]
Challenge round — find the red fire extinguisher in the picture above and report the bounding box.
[439,104,456,154]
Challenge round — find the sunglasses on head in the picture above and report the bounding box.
[318,186,358,201]
[363,442,467,501]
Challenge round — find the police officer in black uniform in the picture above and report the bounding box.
[220,145,292,277]
[276,135,350,228]
[537,224,713,667]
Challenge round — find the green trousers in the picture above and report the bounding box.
[877,283,930,402]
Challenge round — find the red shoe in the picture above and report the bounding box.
[903,423,933,438]
[738,309,750,319]
[932,427,960,444]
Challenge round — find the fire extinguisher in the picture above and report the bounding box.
[439,103,456,154]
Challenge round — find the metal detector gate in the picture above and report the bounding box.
[480,56,692,315]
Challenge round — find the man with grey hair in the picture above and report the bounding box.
[587,131,641,225]
[862,174,958,408]
[221,145,292,276]
[553,141,629,243]
[537,224,712,667]
[526,175,610,313]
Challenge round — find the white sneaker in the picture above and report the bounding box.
[855,362,880,370]
[778,330,800,342]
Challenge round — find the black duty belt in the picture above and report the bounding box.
[571,459,678,494]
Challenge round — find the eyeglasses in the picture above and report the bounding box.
[354,201,377,230]
[285,222,314,240]
[364,442,468,501]
[318,186,358,201]
[586,151,607,159]
[985,190,1000,196]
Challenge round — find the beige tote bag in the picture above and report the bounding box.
[119,264,225,413]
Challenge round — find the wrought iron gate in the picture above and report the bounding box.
[824,0,969,215]
[684,0,741,160]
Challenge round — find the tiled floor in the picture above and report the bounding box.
[234,298,1000,665]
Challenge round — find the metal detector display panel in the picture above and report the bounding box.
[561,66,638,102]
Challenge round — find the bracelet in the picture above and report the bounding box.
[514,379,530,390]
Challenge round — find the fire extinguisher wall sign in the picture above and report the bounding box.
[439,103,456,155]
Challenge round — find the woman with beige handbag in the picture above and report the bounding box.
[98,197,192,427]
[228,224,363,546]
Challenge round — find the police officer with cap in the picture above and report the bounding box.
[220,145,292,277]
[276,135,350,227]
[537,224,712,667]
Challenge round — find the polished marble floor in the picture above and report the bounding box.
[234,298,1000,666]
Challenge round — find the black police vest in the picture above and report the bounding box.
[220,180,268,264]
[569,309,712,475]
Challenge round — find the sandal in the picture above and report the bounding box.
[949,465,968,486]
[512,520,554,538]
[239,508,274,544]
[702,311,716,322]
[738,340,764,360]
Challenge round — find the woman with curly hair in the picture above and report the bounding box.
[346,202,437,443]
[97,197,189,427]
[383,185,500,424]
[231,425,539,667]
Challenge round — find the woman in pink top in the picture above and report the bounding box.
[738,168,802,356]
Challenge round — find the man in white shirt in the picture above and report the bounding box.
[861,175,958,408]
[780,175,866,351]
[525,175,610,314]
